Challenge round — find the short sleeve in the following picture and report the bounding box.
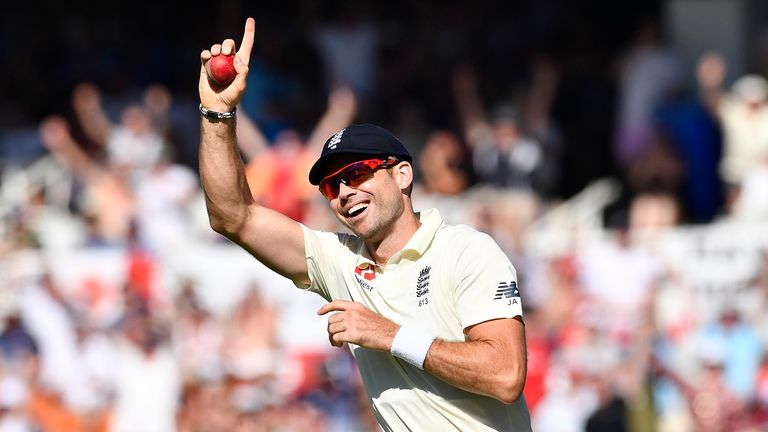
[452,231,524,329]
[298,224,359,303]
[297,224,338,301]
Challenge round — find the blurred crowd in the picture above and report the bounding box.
[2,3,768,432]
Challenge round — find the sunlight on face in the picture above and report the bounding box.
[330,167,405,242]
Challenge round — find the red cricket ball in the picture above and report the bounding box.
[206,54,236,86]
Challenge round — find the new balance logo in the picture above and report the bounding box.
[494,281,520,300]
[328,128,345,149]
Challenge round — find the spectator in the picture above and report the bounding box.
[18,272,79,399]
[171,281,224,384]
[453,66,559,196]
[110,307,181,432]
[176,381,239,432]
[71,83,164,186]
[576,222,663,343]
[132,145,198,254]
[414,130,471,197]
[695,309,762,402]
[311,3,378,98]
[220,285,277,390]
[521,56,564,199]
[696,52,768,212]
[731,161,768,222]
[0,313,37,431]
[239,87,357,223]
[39,115,135,245]
[655,88,723,223]
[452,64,546,193]
[613,17,684,168]
[654,351,756,432]
[584,375,628,432]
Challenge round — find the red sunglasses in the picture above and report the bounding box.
[318,157,399,200]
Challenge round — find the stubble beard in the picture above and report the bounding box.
[345,194,404,243]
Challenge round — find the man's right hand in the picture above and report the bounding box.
[198,18,255,113]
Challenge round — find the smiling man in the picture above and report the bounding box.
[198,18,532,431]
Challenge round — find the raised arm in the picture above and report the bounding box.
[451,64,491,148]
[71,82,114,147]
[523,57,560,138]
[142,83,173,140]
[199,18,309,285]
[234,104,270,161]
[38,115,107,184]
[305,86,358,155]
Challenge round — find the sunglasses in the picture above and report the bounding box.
[318,157,399,200]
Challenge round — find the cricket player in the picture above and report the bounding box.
[198,18,531,431]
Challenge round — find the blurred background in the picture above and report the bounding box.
[1,0,768,431]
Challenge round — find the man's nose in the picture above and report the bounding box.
[337,181,357,199]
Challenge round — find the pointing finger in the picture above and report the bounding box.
[317,300,355,315]
[237,17,256,67]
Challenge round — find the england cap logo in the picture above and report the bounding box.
[327,128,345,150]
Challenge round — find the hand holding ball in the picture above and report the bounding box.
[206,54,236,86]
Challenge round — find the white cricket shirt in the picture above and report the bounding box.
[298,208,532,431]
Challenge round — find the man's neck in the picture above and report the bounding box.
[366,211,421,266]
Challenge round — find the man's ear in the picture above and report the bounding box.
[394,161,414,190]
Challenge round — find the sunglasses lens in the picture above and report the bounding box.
[319,159,391,200]
[319,181,338,200]
[344,165,376,188]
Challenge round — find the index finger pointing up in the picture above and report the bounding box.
[237,17,256,67]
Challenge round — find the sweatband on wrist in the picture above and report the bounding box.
[390,325,435,369]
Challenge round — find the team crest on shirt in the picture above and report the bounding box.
[354,265,376,292]
[416,266,431,307]
[494,281,520,306]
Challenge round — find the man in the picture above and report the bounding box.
[198,18,531,431]
[696,52,768,213]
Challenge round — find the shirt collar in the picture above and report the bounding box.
[400,208,443,257]
[355,246,376,269]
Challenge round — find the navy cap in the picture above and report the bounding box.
[308,123,412,185]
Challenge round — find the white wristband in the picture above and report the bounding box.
[390,324,435,369]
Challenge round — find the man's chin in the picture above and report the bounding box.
[343,220,370,238]
[349,225,370,239]
[338,218,366,238]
